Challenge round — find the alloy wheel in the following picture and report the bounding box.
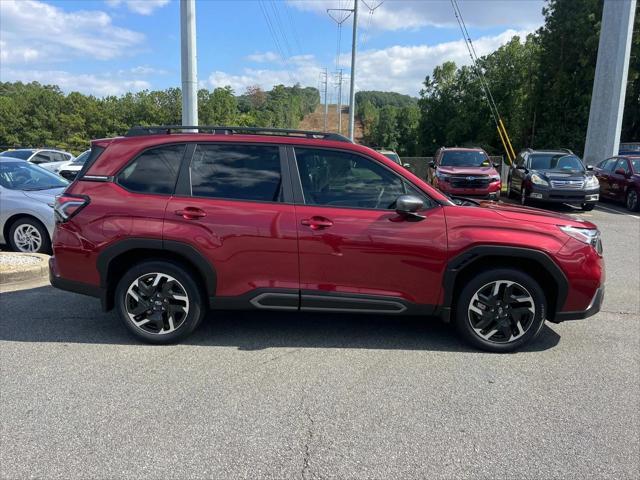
[467,280,536,343]
[13,224,43,252]
[124,272,190,335]
[627,190,638,211]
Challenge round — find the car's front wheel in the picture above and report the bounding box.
[626,189,639,212]
[454,269,546,352]
[8,217,51,254]
[115,260,205,344]
[581,203,595,211]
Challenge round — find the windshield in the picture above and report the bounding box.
[631,158,640,173]
[0,150,33,160]
[71,150,90,165]
[382,153,401,164]
[440,151,489,167]
[530,154,584,171]
[620,143,640,153]
[0,161,68,190]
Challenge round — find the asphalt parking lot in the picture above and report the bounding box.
[1,200,638,480]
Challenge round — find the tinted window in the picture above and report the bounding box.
[118,145,184,194]
[599,158,617,172]
[32,152,53,164]
[295,147,426,210]
[0,161,68,190]
[615,159,630,174]
[631,158,640,173]
[440,150,488,167]
[190,144,282,202]
[530,154,584,171]
[1,150,33,160]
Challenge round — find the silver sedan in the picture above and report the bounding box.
[0,157,68,253]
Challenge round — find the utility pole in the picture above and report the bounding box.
[348,0,358,141]
[180,0,198,127]
[583,0,636,165]
[327,1,358,141]
[335,70,343,134]
[320,69,329,131]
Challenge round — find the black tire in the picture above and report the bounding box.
[453,268,547,353]
[626,189,640,212]
[581,203,595,211]
[115,260,206,344]
[8,217,51,254]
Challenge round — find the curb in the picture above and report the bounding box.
[0,253,50,285]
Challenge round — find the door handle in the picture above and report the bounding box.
[175,207,207,220]
[301,216,333,230]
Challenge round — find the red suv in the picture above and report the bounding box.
[428,147,502,199]
[50,126,604,352]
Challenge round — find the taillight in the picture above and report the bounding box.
[54,194,89,222]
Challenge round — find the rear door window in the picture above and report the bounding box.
[189,144,283,202]
[118,144,184,194]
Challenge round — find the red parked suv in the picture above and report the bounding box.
[50,126,604,352]
[428,147,502,199]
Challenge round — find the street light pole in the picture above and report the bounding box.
[180,0,198,127]
[347,0,358,141]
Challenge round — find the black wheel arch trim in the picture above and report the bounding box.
[442,245,569,320]
[96,238,217,310]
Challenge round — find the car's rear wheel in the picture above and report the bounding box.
[626,189,639,212]
[454,269,546,352]
[115,260,205,344]
[8,217,51,254]
[581,203,595,211]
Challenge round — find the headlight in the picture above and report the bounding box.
[584,175,599,188]
[490,175,501,182]
[559,225,602,253]
[436,171,449,180]
[531,173,549,186]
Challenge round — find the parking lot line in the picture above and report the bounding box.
[594,204,640,220]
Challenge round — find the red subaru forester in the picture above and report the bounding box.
[50,126,604,352]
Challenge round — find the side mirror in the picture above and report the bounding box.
[428,161,435,168]
[395,195,425,221]
[586,165,594,171]
[614,168,626,175]
[493,162,501,169]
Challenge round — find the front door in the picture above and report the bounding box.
[290,146,448,312]
[164,143,299,303]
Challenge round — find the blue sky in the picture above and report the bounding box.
[1,0,545,97]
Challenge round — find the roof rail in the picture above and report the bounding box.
[125,125,352,143]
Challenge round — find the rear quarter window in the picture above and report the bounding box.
[118,144,185,194]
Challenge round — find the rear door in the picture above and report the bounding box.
[164,142,299,303]
[290,146,447,312]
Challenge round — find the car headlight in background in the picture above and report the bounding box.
[490,175,501,182]
[559,225,602,253]
[530,173,549,186]
[584,175,599,188]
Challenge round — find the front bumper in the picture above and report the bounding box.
[553,285,604,322]
[527,186,600,204]
[435,180,501,199]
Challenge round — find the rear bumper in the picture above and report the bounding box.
[49,256,107,307]
[553,286,604,321]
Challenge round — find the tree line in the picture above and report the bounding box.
[0,0,637,158]
[0,82,319,153]
[361,0,638,157]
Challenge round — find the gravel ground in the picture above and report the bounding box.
[0,201,638,480]
[0,252,42,271]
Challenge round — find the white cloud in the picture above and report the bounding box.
[106,0,169,15]
[0,0,144,63]
[289,0,544,30]
[206,28,530,96]
[1,68,151,96]
[350,29,531,94]
[247,51,281,63]
[127,65,169,76]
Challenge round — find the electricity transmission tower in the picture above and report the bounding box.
[320,69,329,131]
[335,70,344,134]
